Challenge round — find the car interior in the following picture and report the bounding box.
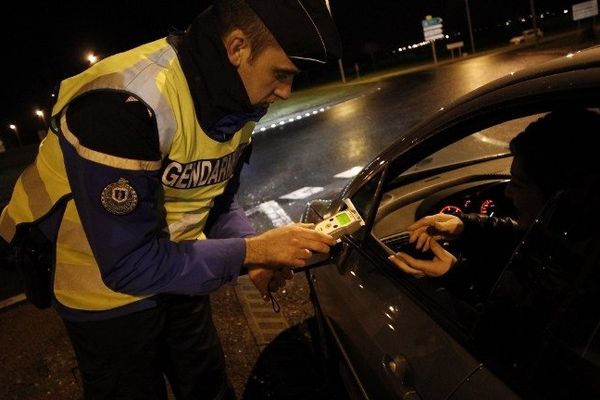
[361,109,600,397]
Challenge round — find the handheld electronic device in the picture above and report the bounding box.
[314,198,365,240]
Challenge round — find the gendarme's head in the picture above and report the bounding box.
[214,0,342,107]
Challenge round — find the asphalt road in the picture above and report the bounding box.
[0,34,595,399]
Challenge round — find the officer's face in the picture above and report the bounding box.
[237,44,300,107]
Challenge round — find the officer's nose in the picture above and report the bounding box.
[274,83,292,100]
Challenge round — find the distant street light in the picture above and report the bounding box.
[465,0,476,53]
[35,109,47,126]
[87,53,98,65]
[9,124,22,147]
[35,109,48,140]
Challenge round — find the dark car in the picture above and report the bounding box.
[302,46,600,399]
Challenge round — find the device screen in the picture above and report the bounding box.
[335,212,351,225]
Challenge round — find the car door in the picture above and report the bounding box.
[313,242,505,399]
[311,164,517,399]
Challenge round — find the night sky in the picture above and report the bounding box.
[1,0,580,144]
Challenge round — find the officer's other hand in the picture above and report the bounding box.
[244,223,336,269]
[247,265,294,301]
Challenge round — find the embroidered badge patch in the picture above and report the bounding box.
[101,178,138,215]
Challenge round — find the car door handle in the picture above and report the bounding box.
[382,354,422,400]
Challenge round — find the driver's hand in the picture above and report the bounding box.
[388,238,457,277]
[407,214,464,251]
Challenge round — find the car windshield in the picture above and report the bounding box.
[402,114,544,176]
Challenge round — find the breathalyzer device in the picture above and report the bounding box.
[314,198,365,240]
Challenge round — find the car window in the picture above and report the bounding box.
[403,114,541,176]
[373,114,545,330]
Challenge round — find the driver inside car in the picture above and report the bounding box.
[388,107,600,278]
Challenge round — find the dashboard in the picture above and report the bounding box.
[376,177,517,256]
[415,179,517,220]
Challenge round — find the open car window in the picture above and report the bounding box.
[348,113,545,246]
[373,113,546,243]
[370,112,548,333]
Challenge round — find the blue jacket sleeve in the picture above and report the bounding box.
[204,146,256,239]
[59,93,246,296]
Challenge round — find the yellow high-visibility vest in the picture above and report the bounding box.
[0,38,253,311]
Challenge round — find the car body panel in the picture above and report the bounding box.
[448,367,518,399]
[312,248,518,399]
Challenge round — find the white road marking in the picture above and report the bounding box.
[279,186,324,200]
[234,276,289,347]
[245,200,293,226]
[334,166,363,178]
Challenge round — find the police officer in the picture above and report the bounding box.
[0,1,341,398]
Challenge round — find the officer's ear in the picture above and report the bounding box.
[224,29,250,67]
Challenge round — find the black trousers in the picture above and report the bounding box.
[63,295,235,400]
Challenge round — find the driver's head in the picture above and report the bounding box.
[506,108,600,225]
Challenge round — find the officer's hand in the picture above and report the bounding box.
[244,223,336,269]
[408,214,464,251]
[388,238,457,277]
[247,265,294,301]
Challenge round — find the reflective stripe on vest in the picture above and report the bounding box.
[54,199,142,310]
[0,133,70,244]
[60,112,162,171]
[52,38,178,156]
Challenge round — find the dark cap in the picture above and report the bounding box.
[246,0,342,66]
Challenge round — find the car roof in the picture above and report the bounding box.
[340,45,600,202]
[460,45,600,101]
